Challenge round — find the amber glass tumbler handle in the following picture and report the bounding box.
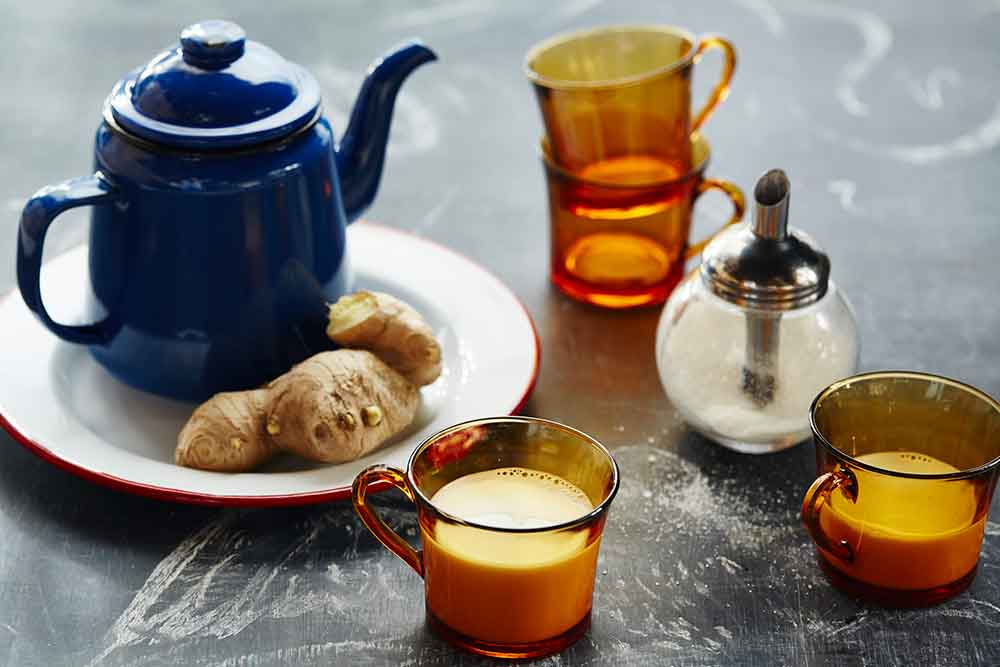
[685,178,746,260]
[690,35,737,132]
[801,466,858,563]
[352,465,424,577]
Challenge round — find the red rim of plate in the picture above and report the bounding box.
[0,222,541,506]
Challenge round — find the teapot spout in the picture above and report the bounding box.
[335,42,437,222]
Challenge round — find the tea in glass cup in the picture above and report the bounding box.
[542,133,744,308]
[525,25,736,172]
[352,417,619,658]
[802,371,1000,606]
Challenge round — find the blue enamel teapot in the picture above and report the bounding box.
[17,21,435,401]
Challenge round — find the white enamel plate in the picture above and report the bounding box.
[0,223,539,505]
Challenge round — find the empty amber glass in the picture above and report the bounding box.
[525,25,736,172]
[802,371,1000,606]
[352,417,620,659]
[543,133,744,308]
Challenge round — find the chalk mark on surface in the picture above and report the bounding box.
[381,0,498,30]
[899,67,960,111]
[732,0,786,36]
[782,0,893,117]
[818,101,1000,165]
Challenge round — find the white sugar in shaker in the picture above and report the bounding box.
[655,169,859,453]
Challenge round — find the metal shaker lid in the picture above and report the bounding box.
[700,169,830,311]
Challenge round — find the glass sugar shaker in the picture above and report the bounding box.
[655,169,859,453]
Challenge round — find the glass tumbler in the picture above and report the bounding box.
[525,24,736,172]
[353,417,620,658]
[543,132,744,308]
[802,371,1000,606]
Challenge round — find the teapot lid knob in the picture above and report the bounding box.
[180,20,246,70]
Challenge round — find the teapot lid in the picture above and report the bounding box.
[700,169,831,311]
[107,20,321,149]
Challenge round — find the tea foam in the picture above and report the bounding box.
[431,467,593,529]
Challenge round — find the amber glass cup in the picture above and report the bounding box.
[525,25,736,172]
[352,417,620,659]
[802,371,1000,606]
[542,132,744,308]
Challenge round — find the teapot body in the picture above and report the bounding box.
[16,22,436,401]
[86,118,348,401]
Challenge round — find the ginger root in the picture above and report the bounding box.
[175,389,278,472]
[176,351,418,471]
[326,291,442,386]
[264,350,418,464]
[176,290,438,472]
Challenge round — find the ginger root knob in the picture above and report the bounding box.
[326,291,442,387]
[337,412,357,431]
[361,405,383,427]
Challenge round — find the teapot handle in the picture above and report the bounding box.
[17,174,121,345]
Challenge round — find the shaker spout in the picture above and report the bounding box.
[335,42,437,222]
[752,169,790,240]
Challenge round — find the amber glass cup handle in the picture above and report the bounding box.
[684,178,746,260]
[691,35,737,132]
[352,465,424,577]
[801,466,858,563]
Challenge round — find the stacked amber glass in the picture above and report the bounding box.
[525,26,743,308]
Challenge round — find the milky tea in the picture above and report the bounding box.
[421,467,599,645]
[804,371,1000,606]
[820,452,985,591]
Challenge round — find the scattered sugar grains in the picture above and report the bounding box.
[607,445,814,575]
[591,444,858,651]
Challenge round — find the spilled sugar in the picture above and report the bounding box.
[610,445,803,559]
[594,445,1000,661]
